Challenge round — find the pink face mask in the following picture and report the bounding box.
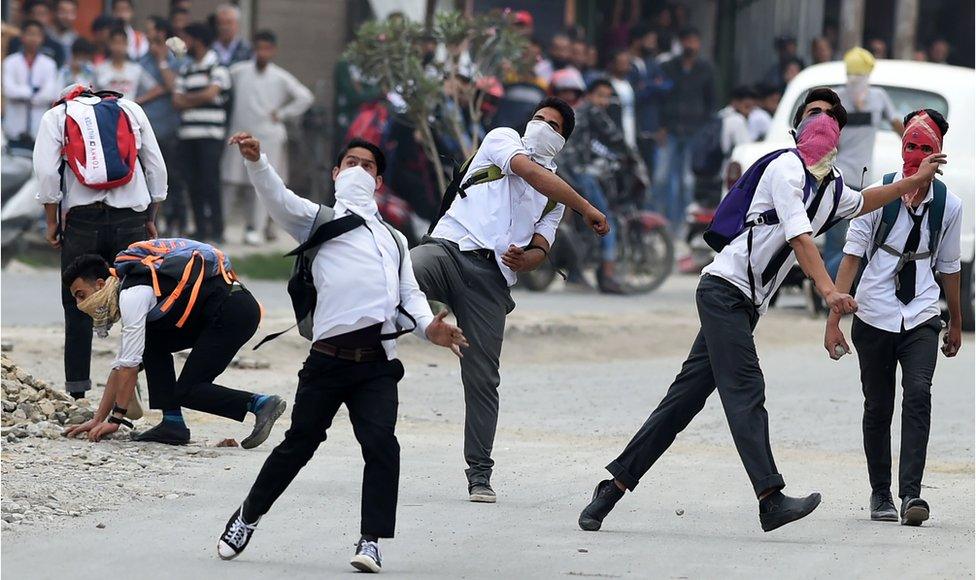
[794,112,841,172]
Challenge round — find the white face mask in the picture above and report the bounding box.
[847,74,870,108]
[522,120,566,169]
[334,165,379,219]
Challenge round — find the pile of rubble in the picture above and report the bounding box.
[1,354,94,442]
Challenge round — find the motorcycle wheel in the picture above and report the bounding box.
[518,260,556,292]
[619,220,675,294]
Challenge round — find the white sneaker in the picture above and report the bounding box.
[217,506,259,560]
[350,538,382,573]
[244,230,264,246]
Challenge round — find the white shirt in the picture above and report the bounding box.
[845,173,962,332]
[719,106,751,155]
[34,96,168,212]
[245,154,434,359]
[703,153,864,313]
[94,60,157,99]
[2,52,60,140]
[608,77,637,148]
[113,285,157,369]
[431,127,567,286]
[748,108,772,141]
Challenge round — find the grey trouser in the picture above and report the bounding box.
[608,274,786,497]
[411,237,515,486]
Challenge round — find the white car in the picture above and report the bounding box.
[727,60,975,329]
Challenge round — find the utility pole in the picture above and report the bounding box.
[893,0,919,59]
[839,0,865,51]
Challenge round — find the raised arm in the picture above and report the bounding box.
[857,154,945,216]
[230,132,318,242]
[509,154,608,236]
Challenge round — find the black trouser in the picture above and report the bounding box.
[158,136,187,235]
[852,315,940,500]
[60,205,148,395]
[179,137,224,241]
[243,351,404,538]
[608,275,786,497]
[142,287,260,421]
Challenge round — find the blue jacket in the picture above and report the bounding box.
[628,56,673,136]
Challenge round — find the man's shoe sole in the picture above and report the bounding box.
[469,493,497,503]
[241,398,287,450]
[902,505,929,526]
[871,511,899,522]
[350,555,381,573]
[760,493,822,532]
[133,432,190,445]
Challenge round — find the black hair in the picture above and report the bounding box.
[62,255,111,288]
[23,0,50,14]
[70,37,95,55]
[730,85,758,101]
[629,24,651,42]
[92,15,120,32]
[253,29,277,45]
[113,0,134,8]
[755,82,781,98]
[20,19,45,34]
[792,86,848,129]
[533,96,575,139]
[57,0,79,6]
[678,27,700,40]
[184,22,215,45]
[170,7,189,18]
[586,78,614,94]
[335,138,387,175]
[148,16,174,38]
[903,109,948,137]
[108,26,128,40]
[780,56,804,73]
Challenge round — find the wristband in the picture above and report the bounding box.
[523,244,548,257]
[112,404,128,416]
[107,415,134,429]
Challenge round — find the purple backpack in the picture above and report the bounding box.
[703,149,815,252]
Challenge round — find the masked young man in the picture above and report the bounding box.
[825,109,961,527]
[61,250,286,446]
[578,88,946,533]
[217,134,468,574]
[412,96,610,503]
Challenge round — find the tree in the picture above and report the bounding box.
[344,11,527,193]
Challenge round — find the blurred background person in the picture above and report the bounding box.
[94,27,161,102]
[111,0,148,59]
[8,0,66,67]
[811,36,833,65]
[927,38,950,64]
[747,83,777,141]
[212,3,252,67]
[2,19,60,147]
[607,49,638,151]
[57,37,96,89]
[867,37,889,59]
[90,14,118,66]
[51,0,78,62]
[627,24,672,189]
[762,34,803,86]
[780,56,804,89]
[222,29,313,245]
[170,7,190,41]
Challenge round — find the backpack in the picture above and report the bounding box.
[868,173,947,269]
[427,150,559,234]
[56,87,139,190]
[253,206,413,349]
[690,115,724,177]
[113,238,237,328]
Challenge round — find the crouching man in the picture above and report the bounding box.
[217,133,467,574]
[62,246,286,446]
[825,109,961,526]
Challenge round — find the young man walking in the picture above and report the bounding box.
[825,109,961,527]
[217,134,467,573]
[412,97,609,503]
[34,84,167,400]
[61,248,286,446]
[578,88,946,533]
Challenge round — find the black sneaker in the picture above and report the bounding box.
[468,482,496,503]
[241,395,287,450]
[578,479,624,531]
[217,506,260,560]
[759,491,822,532]
[132,420,190,445]
[870,491,899,522]
[350,537,382,573]
[900,497,930,526]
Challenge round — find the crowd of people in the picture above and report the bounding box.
[2,0,313,246]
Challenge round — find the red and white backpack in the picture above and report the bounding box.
[55,86,140,190]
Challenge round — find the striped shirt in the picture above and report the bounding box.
[175,50,231,140]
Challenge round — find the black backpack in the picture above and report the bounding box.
[253,205,413,349]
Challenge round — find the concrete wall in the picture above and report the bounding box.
[732,0,826,86]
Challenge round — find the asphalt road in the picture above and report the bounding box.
[1,270,973,579]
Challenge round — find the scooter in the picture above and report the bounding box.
[1,138,44,266]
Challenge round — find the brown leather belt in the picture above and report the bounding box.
[311,341,385,362]
[462,248,495,261]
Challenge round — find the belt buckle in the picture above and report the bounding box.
[353,349,364,363]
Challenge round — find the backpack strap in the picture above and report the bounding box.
[868,173,901,261]
[378,220,417,341]
[927,179,947,259]
[815,172,845,236]
[428,154,476,235]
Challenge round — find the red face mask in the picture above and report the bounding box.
[901,112,942,205]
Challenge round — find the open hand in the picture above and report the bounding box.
[64,419,98,439]
[227,132,261,162]
[425,310,468,358]
[88,421,120,442]
[913,153,947,184]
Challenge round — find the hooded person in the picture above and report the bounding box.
[818,48,906,288]
[577,87,946,535]
[411,96,610,504]
[825,108,961,527]
[217,133,468,574]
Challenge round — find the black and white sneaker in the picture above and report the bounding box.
[217,506,260,560]
[350,538,382,573]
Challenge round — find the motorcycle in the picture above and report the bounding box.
[519,154,674,294]
[1,137,43,266]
